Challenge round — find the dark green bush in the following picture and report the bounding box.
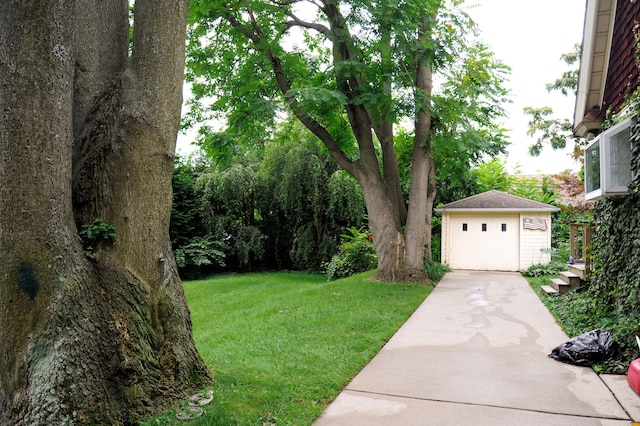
[325,227,377,281]
[290,224,336,272]
[325,241,377,281]
[424,261,450,283]
[174,235,227,269]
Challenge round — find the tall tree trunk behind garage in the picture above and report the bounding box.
[0,1,210,424]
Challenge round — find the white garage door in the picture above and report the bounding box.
[448,214,520,271]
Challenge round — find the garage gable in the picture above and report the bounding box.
[437,190,560,211]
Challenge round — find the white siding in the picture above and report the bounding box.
[519,212,553,270]
[441,212,451,266]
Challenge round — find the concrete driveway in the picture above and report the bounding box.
[314,270,640,425]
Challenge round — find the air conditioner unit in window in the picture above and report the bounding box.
[584,117,633,201]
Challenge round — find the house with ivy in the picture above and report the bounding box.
[572,0,640,337]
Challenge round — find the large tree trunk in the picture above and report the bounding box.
[364,17,436,284]
[0,1,210,424]
[402,16,436,283]
[355,166,405,282]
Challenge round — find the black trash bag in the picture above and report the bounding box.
[549,329,619,366]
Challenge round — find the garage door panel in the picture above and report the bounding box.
[449,214,519,271]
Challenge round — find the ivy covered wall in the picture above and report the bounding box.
[589,99,640,347]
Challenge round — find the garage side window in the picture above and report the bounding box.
[502,223,507,232]
[482,223,487,232]
[462,223,468,231]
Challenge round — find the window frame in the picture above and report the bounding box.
[585,117,633,201]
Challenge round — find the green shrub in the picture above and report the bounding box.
[325,241,377,281]
[522,261,566,277]
[325,227,377,280]
[424,261,450,283]
[174,235,227,269]
[540,289,638,374]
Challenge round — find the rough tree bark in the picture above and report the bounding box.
[401,16,436,283]
[0,0,210,424]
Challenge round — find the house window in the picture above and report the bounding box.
[462,223,468,231]
[585,117,633,200]
[501,223,507,232]
[609,125,632,187]
[585,138,600,194]
[482,223,487,232]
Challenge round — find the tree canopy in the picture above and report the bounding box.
[184,0,510,282]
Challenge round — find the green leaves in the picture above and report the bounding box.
[288,86,348,109]
[185,0,509,162]
[79,218,116,241]
[470,158,560,205]
[79,218,116,260]
[325,227,377,281]
[524,106,574,156]
[328,170,365,224]
[524,44,580,156]
[545,44,581,96]
[591,192,640,322]
[174,235,227,268]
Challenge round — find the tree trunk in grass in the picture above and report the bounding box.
[0,0,210,424]
[209,3,445,284]
[189,1,512,284]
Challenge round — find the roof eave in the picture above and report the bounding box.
[574,118,604,137]
[573,0,616,136]
[435,207,560,213]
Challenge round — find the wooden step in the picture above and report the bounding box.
[559,271,581,287]
[550,278,573,294]
[541,285,559,296]
[567,263,587,281]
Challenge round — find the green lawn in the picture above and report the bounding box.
[143,271,430,425]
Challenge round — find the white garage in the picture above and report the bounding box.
[435,190,560,271]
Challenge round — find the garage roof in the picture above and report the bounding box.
[435,190,560,212]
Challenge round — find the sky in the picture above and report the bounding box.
[178,0,587,175]
[466,0,586,174]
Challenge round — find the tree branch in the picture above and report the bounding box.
[222,6,355,174]
[284,11,332,39]
[320,1,377,160]
[268,0,297,6]
[243,0,266,39]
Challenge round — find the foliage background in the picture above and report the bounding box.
[171,145,579,278]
